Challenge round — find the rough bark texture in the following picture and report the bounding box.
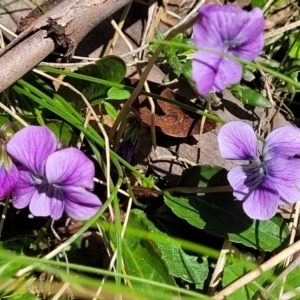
[0,0,131,92]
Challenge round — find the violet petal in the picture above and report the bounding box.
[227,163,263,200]
[231,8,265,60]
[49,196,65,220]
[0,164,18,199]
[242,178,279,220]
[28,184,52,218]
[7,126,57,175]
[192,49,223,95]
[45,148,95,189]
[266,157,300,204]
[213,58,242,91]
[63,186,102,220]
[218,121,258,160]
[198,5,249,42]
[12,167,37,209]
[263,126,300,160]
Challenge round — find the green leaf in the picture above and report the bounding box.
[16,294,40,300]
[289,32,300,59]
[164,192,289,251]
[0,238,32,278]
[46,121,73,144]
[165,165,289,251]
[108,211,178,297]
[131,210,209,287]
[181,60,196,89]
[251,0,283,8]
[163,33,183,57]
[231,86,271,108]
[271,267,300,299]
[177,39,195,56]
[59,56,127,108]
[222,262,273,300]
[242,67,256,82]
[0,114,24,133]
[251,0,268,8]
[168,56,182,76]
[95,55,126,84]
[106,87,130,100]
[148,29,165,55]
[104,102,118,120]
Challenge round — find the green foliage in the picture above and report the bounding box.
[251,0,268,8]
[0,237,32,279]
[107,210,179,298]
[106,86,131,100]
[230,85,271,107]
[149,30,195,84]
[164,165,289,251]
[59,56,127,110]
[271,267,300,299]
[222,262,273,300]
[3,6,300,298]
[46,121,74,144]
[130,210,209,288]
[289,31,300,59]
[251,0,283,9]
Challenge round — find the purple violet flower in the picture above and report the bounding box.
[192,4,265,95]
[218,121,300,220]
[7,126,102,220]
[0,139,18,200]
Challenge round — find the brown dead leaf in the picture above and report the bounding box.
[138,88,216,137]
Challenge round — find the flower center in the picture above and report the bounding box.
[252,156,268,176]
[30,174,63,200]
[224,39,240,51]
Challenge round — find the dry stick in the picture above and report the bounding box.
[195,105,209,165]
[213,239,300,300]
[92,197,133,300]
[120,44,149,58]
[0,196,10,239]
[77,108,92,149]
[262,0,275,12]
[139,0,157,59]
[52,282,70,300]
[155,155,197,166]
[138,74,157,152]
[0,23,17,44]
[147,5,164,45]
[138,1,158,151]
[108,0,205,144]
[263,201,300,299]
[50,219,72,300]
[94,177,130,197]
[264,20,300,40]
[282,287,300,300]
[0,101,28,127]
[0,26,5,50]
[109,17,157,152]
[207,240,232,296]
[107,1,132,55]
[0,30,56,92]
[267,253,300,299]
[2,89,15,112]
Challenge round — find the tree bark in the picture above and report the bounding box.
[0,0,131,93]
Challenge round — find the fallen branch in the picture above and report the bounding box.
[0,0,131,93]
